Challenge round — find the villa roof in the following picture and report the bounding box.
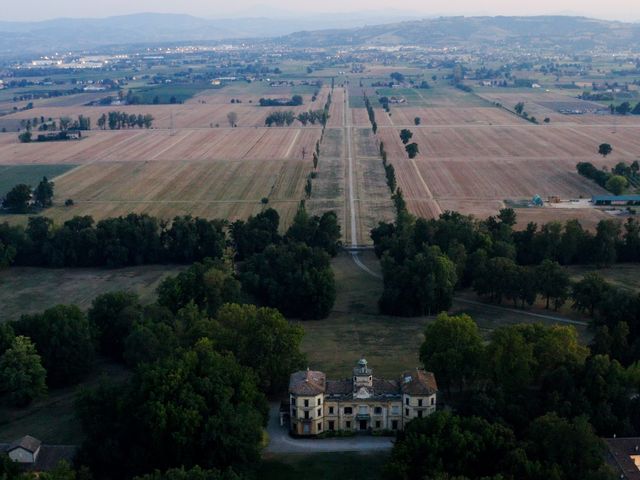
[289,363,438,399]
[7,435,41,454]
[401,369,438,396]
[373,378,400,394]
[289,369,326,396]
[326,379,352,395]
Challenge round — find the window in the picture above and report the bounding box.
[374,407,382,415]
[304,399,309,407]
[392,420,398,430]
[292,408,297,417]
[375,421,381,429]
[405,408,409,417]
[304,411,310,419]
[431,397,435,406]
[346,421,351,429]
[359,406,368,415]
[405,397,409,405]
[418,410,423,418]
[329,421,335,431]
[329,406,334,414]
[391,406,400,415]
[317,408,322,417]
[344,407,353,415]
[318,398,322,406]
[318,422,322,431]
[418,399,423,407]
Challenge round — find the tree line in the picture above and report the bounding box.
[364,94,378,134]
[96,111,154,130]
[258,95,303,107]
[0,207,340,318]
[372,205,640,316]
[379,141,397,193]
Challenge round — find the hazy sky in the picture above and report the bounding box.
[2,0,638,22]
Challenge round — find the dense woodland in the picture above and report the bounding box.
[0,206,339,479]
[384,312,640,480]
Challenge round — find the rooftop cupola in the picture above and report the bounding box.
[353,357,373,390]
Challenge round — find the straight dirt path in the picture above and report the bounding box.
[344,87,358,247]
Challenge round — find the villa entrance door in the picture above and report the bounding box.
[359,420,367,431]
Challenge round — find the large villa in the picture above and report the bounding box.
[287,358,438,436]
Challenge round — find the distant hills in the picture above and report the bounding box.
[279,16,640,51]
[0,12,415,57]
[0,14,638,58]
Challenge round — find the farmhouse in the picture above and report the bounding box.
[1,435,76,472]
[5,436,41,464]
[288,358,437,436]
[592,195,640,206]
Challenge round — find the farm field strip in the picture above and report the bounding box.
[388,107,528,126]
[36,156,314,226]
[375,119,636,223]
[0,88,332,131]
[0,127,322,164]
[376,124,640,160]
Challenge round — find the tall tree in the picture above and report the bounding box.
[240,242,335,320]
[0,336,47,407]
[14,305,95,387]
[572,273,610,317]
[2,184,32,213]
[33,177,54,208]
[598,143,613,157]
[399,129,413,145]
[88,291,142,361]
[213,304,306,394]
[76,340,267,479]
[384,412,517,480]
[405,142,419,159]
[380,246,458,316]
[420,313,484,394]
[535,260,571,310]
[157,259,240,317]
[605,175,628,195]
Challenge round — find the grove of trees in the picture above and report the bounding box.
[385,313,638,479]
[372,204,640,316]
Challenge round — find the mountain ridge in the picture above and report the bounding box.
[0,14,638,58]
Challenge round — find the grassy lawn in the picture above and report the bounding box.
[0,360,129,444]
[0,265,184,323]
[0,164,77,196]
[260,452,388,480]
[0,264,183,442]
[300,252,593,379]
[567,264,640,292]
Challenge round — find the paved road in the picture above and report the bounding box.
[264,404,394,454]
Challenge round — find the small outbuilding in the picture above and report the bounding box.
[1,436,76,472]
[592,195,640,206]
[6,435,42,464]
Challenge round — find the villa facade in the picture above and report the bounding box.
[288,358,438,436]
